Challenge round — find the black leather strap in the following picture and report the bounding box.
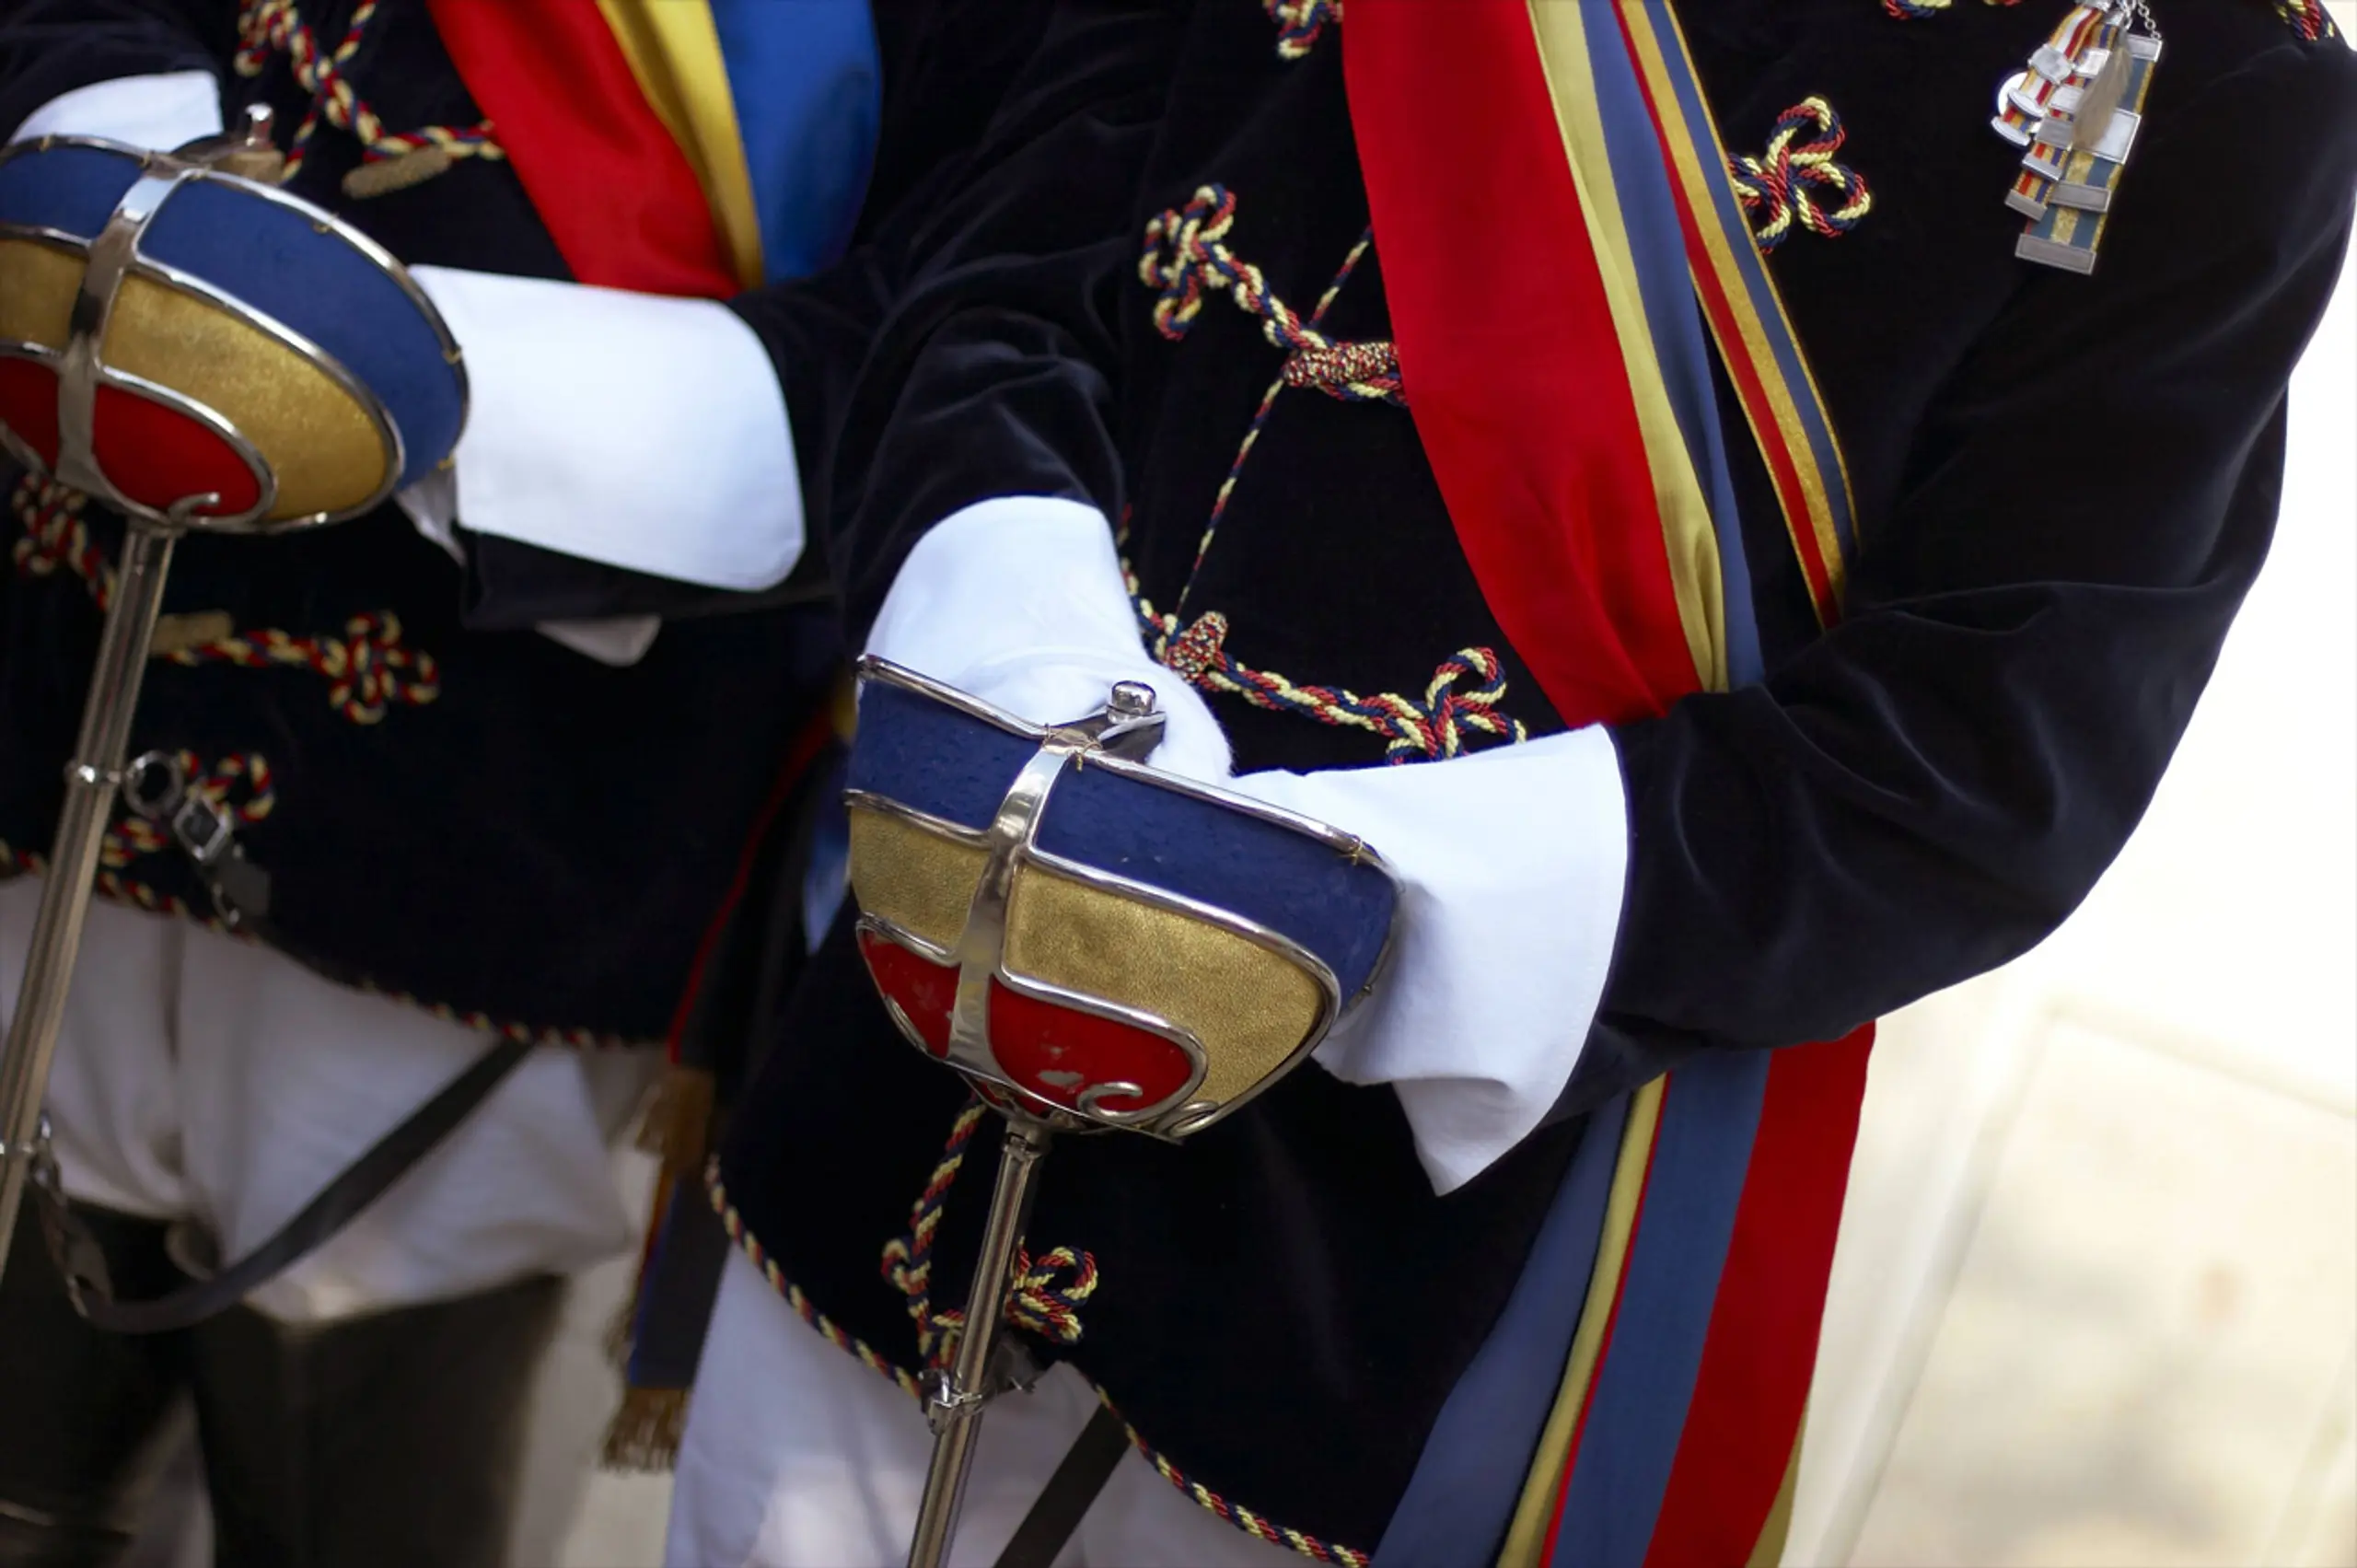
[37,1032,535,1335]
[994,1404,1131,1568]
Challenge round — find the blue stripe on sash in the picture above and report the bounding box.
[1554,1054,1770,1568]
[1585,20,1763,686]
[712,0,881,283]
[1371,1094,1631,1567]
[1642,23,1856,563]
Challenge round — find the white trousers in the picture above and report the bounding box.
[666,1247,1302,1568]
[0,877,644,1322]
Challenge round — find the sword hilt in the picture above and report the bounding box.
[0,521,180,1285]
[908,1114,1056,1568]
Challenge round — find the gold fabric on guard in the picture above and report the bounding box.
[0,237,78,350]
[0,238,395,522]
[1002,865,1323,1109]
[103,275,390,521]
[847,806,989,953]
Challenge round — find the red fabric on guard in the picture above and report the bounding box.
[0,358,61,469]
[986,980,1195,1116]
[857,930,958,1059]
[92,384,261,517]
[423,0,739,298]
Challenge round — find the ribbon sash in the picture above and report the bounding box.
[423,0,879,296]
[423,0,738,297]
[1346,5,1872,1562]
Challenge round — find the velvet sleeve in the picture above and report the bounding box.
[0,0,230,137]
[726,0,1184,637]
[1571,41,2357,1105]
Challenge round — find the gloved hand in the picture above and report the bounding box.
[862,493,1631,1194]
[864,496,1237,784]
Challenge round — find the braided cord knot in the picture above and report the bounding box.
[234,0,502,190]
[880,1102,1101,1370]
[166,610,442,724]
[1141,184,1331,354]
[12,480,443,726]
[1264,0,1341,58]
[1141,598,1527,763]
[1142,187,1401,404]
[1730,97,1875,251]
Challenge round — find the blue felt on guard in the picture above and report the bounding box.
[1035,766,1396,997]
[142,180,465,486]
[0,144,466,486]
[0,142,140,241]
[847,679,1039,832]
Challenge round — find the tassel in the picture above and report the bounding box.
[613,1067,719,1357]
[599,1386,691,1472]
[595,1065,719,1466]
[147,611,235,658]
[601,1288,637,1370]
[342,144,454,200]
[637,1063,718,1170]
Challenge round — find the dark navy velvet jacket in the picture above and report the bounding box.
[714,0,2357,1550]
[0,0,1039,1042]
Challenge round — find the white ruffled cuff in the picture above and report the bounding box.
[403,265,804,593]
[1233,727,1629,1194]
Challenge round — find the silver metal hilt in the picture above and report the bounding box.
[0,519,180,1282]
[907,1116,1055,1568]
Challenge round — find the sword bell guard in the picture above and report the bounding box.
[844,656,1400,1141]
[0,124,467,538]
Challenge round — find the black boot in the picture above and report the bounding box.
[0,1207,192,1568]
[185,1274,567,1568]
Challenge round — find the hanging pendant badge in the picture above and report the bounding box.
[1992,1,2163,273]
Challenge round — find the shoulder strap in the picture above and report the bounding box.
[993,1404,1132,1568]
